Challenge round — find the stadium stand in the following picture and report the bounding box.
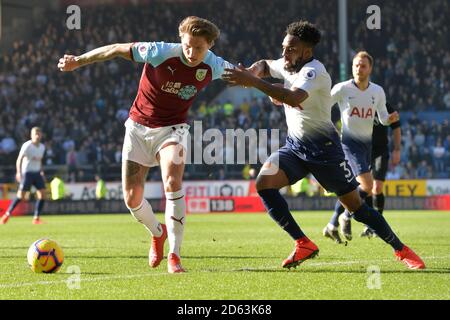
[0,0,448,182]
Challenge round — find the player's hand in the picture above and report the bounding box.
[391,149,401,166]
[15,172,21,183]
[58,54,80,72]
[246,64,264,78]
[222,63,257,88]
[388,111,400,124]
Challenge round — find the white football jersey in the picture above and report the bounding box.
[269,58,336,143]
[332,79,389,143]
[18,140,45,174]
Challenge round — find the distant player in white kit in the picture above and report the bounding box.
[1,127,47,225]
[323,51,399,243]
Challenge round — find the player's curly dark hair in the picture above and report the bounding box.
[286,20,321,47]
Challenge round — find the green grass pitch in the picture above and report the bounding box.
[0,211,449,300]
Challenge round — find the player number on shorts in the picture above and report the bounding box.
[340,161,354,182]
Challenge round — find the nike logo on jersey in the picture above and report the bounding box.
[348,96,355,100]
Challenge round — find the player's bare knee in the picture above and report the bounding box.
[163,176,182,193]
[256,175,271,192]
[373,181,383,195]
[123,189,143,209]
[339,190,363,213]
[360,185,373,197]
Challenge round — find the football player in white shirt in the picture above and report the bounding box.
[323,51,399,243]
[1,127,47,224]
[223,22,424,270]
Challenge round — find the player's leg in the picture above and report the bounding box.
[323,200,344,244]
[32,173,47,224]
[158,142,186,273]
[338,145,374,240]
[325,146,372,241]
[122,119,167,267]
[372,151,389,215]
[339,190,425,269]
[122,159,167,268]
[122,159,162,234]
[327,183,371,241]
[32,189,46,224]
[373,180,385,214]
[361,151,389,237]
[339,172,374,239]
[314,161,424,269]
[1,174,29,224]
[257,148,319,269]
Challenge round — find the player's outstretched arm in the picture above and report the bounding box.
[223,65,307,108]
[246,60,274,78]
[58,43,133,71]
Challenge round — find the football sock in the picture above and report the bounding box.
[6,198,21,216]
[129,198,163,237]
[374,193,385,215]
[329,200,345,227]
[165,190,186,257]
[34,199,45,218]
[258,189,305,240]
[346,187,370,222]
[352,203,403,251]
[357,187,369,200]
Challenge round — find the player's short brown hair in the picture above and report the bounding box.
[178,16,220,44]
[31,127,42,133]
[353,51,373,66]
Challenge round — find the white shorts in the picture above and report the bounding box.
[122,118,190,167]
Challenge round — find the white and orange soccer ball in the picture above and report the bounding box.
[27,239,64,273]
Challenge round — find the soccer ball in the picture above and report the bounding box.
[27,239,64,273]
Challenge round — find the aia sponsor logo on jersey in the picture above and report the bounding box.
[350,107,374,119]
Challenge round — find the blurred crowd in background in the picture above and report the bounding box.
[0,0,449,182]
